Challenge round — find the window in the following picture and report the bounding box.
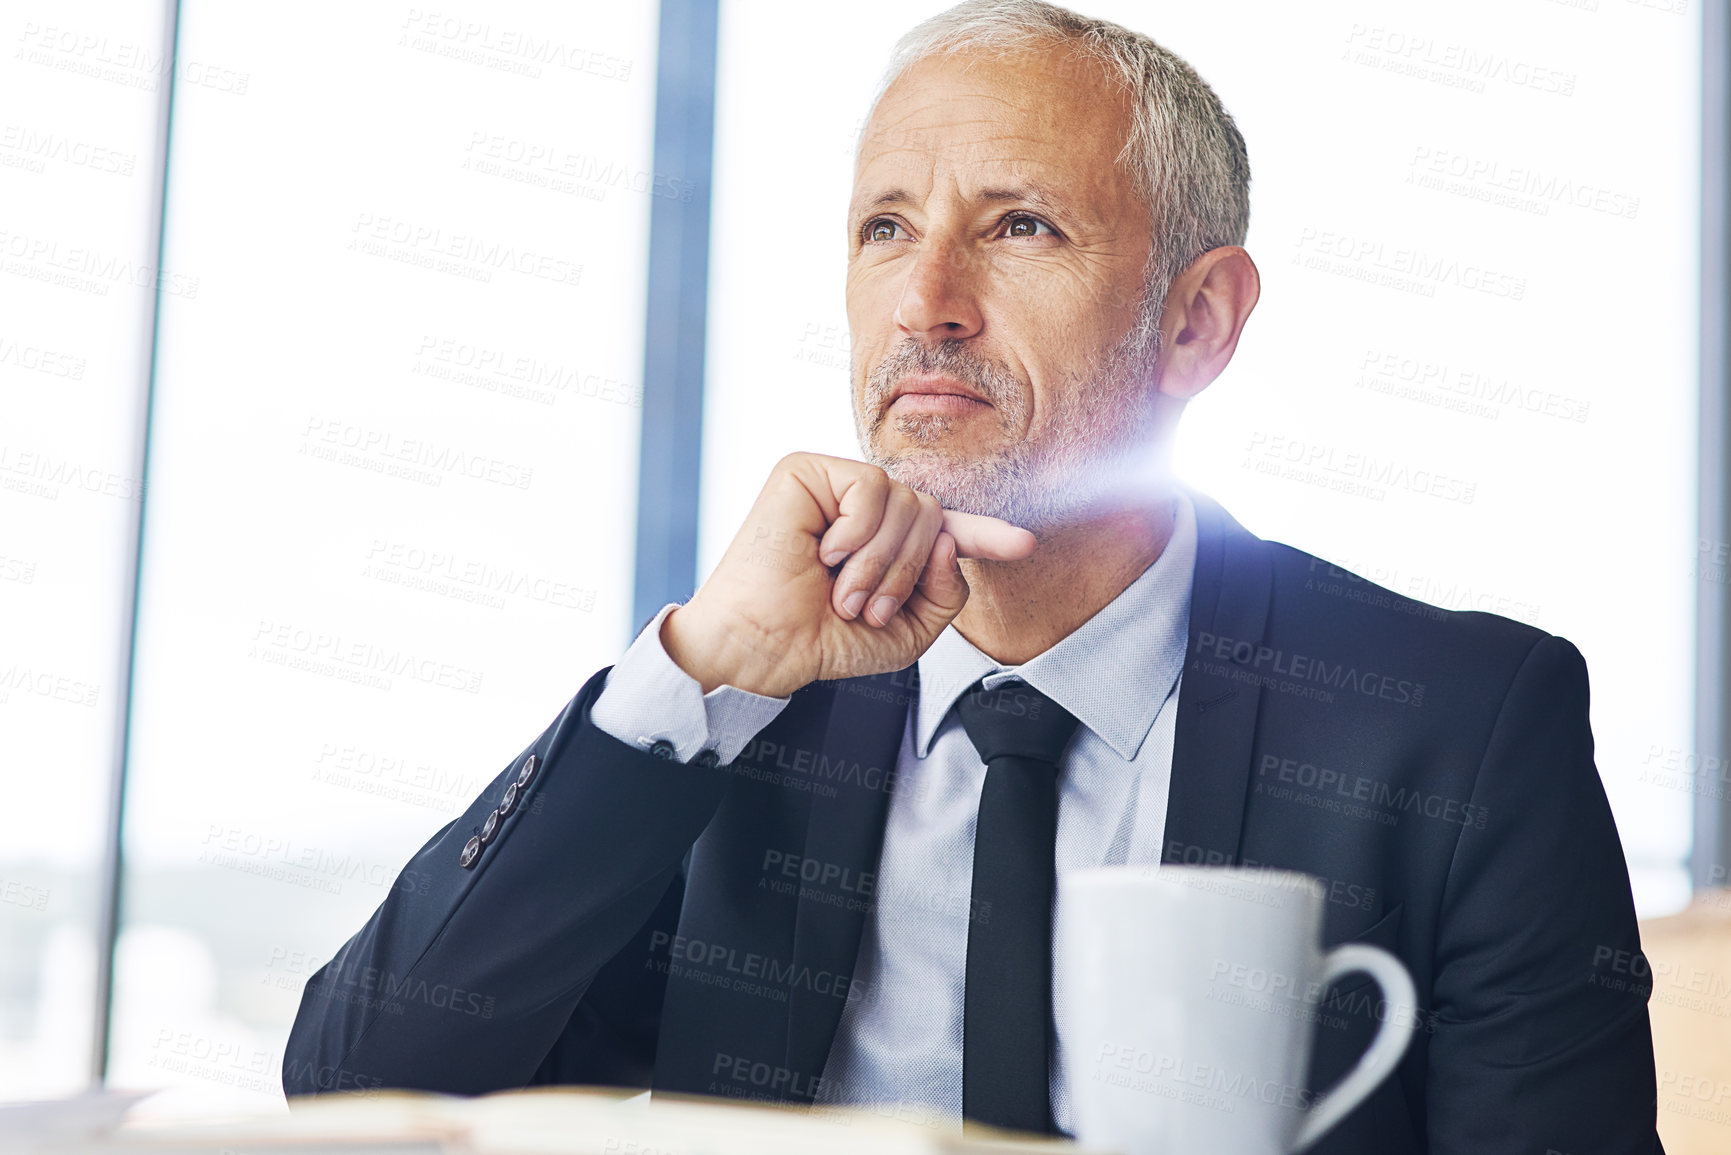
[0,0,175,1099]
[104,0,660,1115]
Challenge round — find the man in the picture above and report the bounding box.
[285,2,1662,1151]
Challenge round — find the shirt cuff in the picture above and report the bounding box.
[590,603,792,764]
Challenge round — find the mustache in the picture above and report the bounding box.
[862,339,1023,414]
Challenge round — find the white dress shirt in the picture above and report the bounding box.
[591,492,1197,1134]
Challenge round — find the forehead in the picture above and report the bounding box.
[853,45,1137,217]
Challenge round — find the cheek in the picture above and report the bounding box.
[982,267,1142,365]
[846,279,903,357]
[846,261,903,313]
[983,311,1107,394]
[985,247,1143,318]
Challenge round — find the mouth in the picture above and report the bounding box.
[886,374,992,416]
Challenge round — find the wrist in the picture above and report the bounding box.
[661,602,798,698]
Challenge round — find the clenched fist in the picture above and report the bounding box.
[661,453,1037,698]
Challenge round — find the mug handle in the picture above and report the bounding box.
[1290,943,1418,1153]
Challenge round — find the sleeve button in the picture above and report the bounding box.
[695,749,720,769]
[459,836,482,869]
[649,739,677,760]
[479,809,502,844]
[516,754,539,789]
[498,781,519,817]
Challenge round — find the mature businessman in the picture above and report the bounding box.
[285,2,1662,1151]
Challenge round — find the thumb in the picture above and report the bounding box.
[902,530,968,639]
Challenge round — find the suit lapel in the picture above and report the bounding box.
[780,666,911,1098]
[1163,490,1274,866]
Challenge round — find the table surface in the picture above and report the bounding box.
[9,1087,1114,1155]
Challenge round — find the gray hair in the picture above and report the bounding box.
[860,0,1251,318]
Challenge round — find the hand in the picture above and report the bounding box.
[661,453,1036,697]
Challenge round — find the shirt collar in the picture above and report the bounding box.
[912,490,1197,761]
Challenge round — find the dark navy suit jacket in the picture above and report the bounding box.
[284,493,1662,1154]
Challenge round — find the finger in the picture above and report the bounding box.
[941,509,1038,561]
[860,492,943,627]
[813,465,892,567]
[831,484,922,620]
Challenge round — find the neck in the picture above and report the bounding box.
[953,494,1177,665]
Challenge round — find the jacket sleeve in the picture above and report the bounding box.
[1425,635,1662,1153]
[282,665,737,1096]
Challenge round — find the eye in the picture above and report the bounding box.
[862,218,905,244]
[1004,214,1055,238]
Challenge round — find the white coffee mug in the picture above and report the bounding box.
[1057,865,1416,1154]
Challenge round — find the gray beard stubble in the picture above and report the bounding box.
[852,293,1167,532]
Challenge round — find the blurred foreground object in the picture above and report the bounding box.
[26,1086,1092,1153]
[0,1091,154,1153]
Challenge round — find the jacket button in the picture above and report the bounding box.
[516,754,539,789]
[459,836,482,869]
[479,810,502,845]
[650,739,676,760]
[498,781,519,817]
[695,749,720,769]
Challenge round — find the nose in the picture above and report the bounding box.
[894,240,983,341]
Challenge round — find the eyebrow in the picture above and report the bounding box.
[977,185,1069,217]
[854,182,1072,221]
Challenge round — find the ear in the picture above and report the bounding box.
[1152,246,1260,402]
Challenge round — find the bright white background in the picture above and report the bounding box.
[702,0,1702,915]
[0,0,1707,1117]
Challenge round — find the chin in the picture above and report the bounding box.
[867,446,1063,532]
[866,437,1175,535]
[876,449,980,495]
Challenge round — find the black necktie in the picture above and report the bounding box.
[956,678,1081,1135]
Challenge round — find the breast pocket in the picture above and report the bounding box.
[1306,903,1420,1152]
[1323,903,1405,1002]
